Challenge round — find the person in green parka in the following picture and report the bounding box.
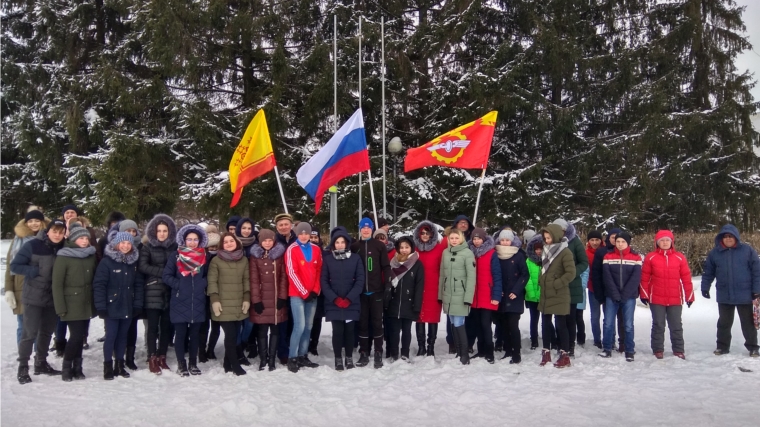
[51,223,97,382]
[538,224,575,369]
[525,235,544,350]
[551,219,589,357]
[438,228,476,365]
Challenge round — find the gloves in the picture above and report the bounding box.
[640,298,648,306]
[212,301,223,317]
[686,300,693,308]
[334,298,350,309]
[304,292,318,303]
[437,300,442,304]
[97,310,108,319]
[464,302,471,306]
[132,308,142,318]
[4,292,16,310]
[242,301,250,314]
[276,299,287,310]
[253,302,264,315]
[702,290,710,299]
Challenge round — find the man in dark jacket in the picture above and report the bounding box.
[701,224,760,357]
[351,217,392,368]
[11,219,67,384]
[552,219,589,356]
[452,215,475,241]
[591,227,626,351]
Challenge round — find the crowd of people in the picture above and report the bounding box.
[4,204,760,384]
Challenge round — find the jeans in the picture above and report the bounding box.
[588,290,602,344]
[469,308,494,354]
[716,303,758,352]
[17,305,57,365]
[525,301,540,346]
[146,308,171,356]
[174,322,202,363]
[64,320,89,361]
[289,297,317,358]
[104,318,131,362]
[650,304,684,353]
[16,314,23,345]
[55,319,67,342]
[603,298,635,353]
[566,304,578,345]
[332,320,356,358]
[237,318,253,345]
[449,315,465,327]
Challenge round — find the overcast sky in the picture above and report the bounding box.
[735,0,760,102]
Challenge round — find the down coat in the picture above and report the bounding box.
[93,244,144,319]
[162,224,209,324]
[5,218,49,315]
[413,221,446,323]
[438,242,476,317]
[538,224,575,316]
[11,233,64,309]
[639,230,694,306]
[321,230,366,322]
[207,253,250,322]
[602,245,643,302]
[564,223,589,305]
[249,243,289,324]
[469,236,498,310]
[138,214,177,311]
[700,224,760,305]
[491,237,529,314]
[51,242,97,321]
[525,235,543,303]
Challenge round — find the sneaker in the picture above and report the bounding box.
[674,352,686,360]
[714,349,730,356]
[654,351,664,359]
[598,350,612,358]
[176,360,190,377]
[34,358,61,376]
[297,355,319,369]
[750,349,759,358]
[625,353,634,362]
[188,363,202,375]
[287,358,299,373]
[356,352,370,367]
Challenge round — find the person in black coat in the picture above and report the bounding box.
[491,230,529,364]
[386,236,424,362]
[321,229,365,370]
[93,232,145,380]
[138,213,177,374]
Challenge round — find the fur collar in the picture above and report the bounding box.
[413,220,441,252]
[250,242,286,260]
[564,222,578,242]
[468,235,495,258]
[14,219,46,239]
[145,214,177,248]
[104,244,139,265]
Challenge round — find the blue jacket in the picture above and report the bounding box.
[10,234,64,308]
[163,254,208,324]
[93,246,144,319]
[602,246,642,301]
[700,224,760,305]
[491,248,529,314]
[321,231,365,322]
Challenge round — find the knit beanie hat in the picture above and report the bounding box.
[498,229,515,242]
[294,222,312,236]
[274,213,293,224]
[608,228,622,237]
[551,218,569,231]
[119,220,139,233]
[311,229,321,239]
[111,231,134,247]
[258,229,276,242]
[616,231,632,246]
[25,210,45,223]
[471,228,488,241]
[67,222,90,243]
[587,230,603,241]
[359,217,374,231]
[373,229,388,238]
[207,232,221,248]
[377,217,390,228]
[522,229,536,242]
[226,216,242,231]
[61,204,81,217]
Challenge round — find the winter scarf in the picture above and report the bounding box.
[495,244,520,260]
[237,235,257,248]
[216,248,244,262]
[332,249,352,260]
[177,246,206,276]
[104,244,139,265]
[390,251,420,287]
[541,240,569,274]
[57,245,97,259]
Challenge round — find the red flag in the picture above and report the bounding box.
[404,111,497,172]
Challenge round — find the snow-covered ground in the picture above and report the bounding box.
[1,239,758,426]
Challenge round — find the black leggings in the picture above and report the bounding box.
[566,304,577,345]
[500,312,521,356]
[207,320,221,352]
[127,317,138,348]
[219,321,241,365]
[526,301,540,344]
[256,323,279,340]
[331,320,356,358]
[146,308,171,357]
[387,318,413,357]
[543,314,569,352]
[576,308,586,344]
[470,308,494,354]
[174,323,201,363]
[64,320,89,361]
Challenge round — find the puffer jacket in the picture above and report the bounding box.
[639,230,694,306]
[138,214,177,310]
[5,218,49,314]
[321,230,366,322]
[249,243,289,324]
[51,242,97,321]
[93,245,144,319]
[162,224,209,324]
[491,240,529,314]
[564,223,589,304]
[700,224,760,305]
[438,242,476,317]
[350,238,392,294]
[387,256,424,320]
[207,254,250,322]
[11,233,64,309]
[525,235,543,303]
[538,224,575,315]
[413,220,445,323]
[469,236,498,310]
[602,246,643,301]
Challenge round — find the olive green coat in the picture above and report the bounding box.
[438,243,476,316]
[51,243,97,321]
[207,256,250,322]
[538,224,576,316]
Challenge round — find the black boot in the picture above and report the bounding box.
[287,358,299,373]
[374,351,384,369]
[103,361,114,380]
[206,348,217,360]
[114,360,130,378]
[345,355,355,369]
[569,342,576,358]
[415,323,427,356]
[188,361,202,375]
[62,359,73,382]
[125,346,138,370]
[356,351,370,367]
[297,355,319,368]
[228,352,246,376]
[237,344,250,366]
[309,340,319,356]
[34,357,61,375]
[258,337,268,371]
[268,333,278,372]
[335,357,345,371]
[454,326,470,365]
[427,337,436,358]
[199,348,209,363]
[176,359,190,377]
[72,358,86,380]
[400,348,410,362]
[17,364,32,384]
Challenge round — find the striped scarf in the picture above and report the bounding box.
[177,246,206,276]
[541,241,568,275]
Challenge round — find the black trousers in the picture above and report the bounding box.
[310,294,325,351]
[174,323,202,363]
[17,304,57,365]
[566,304,578,345]
[543,314,569,352]
[500,312,521,356]
[219,321,241,365]
[576,308,586,344]
[387,317,413,357]
[416,322,438,342]
[331,320,356,358]
[207,320,221,352]
[359,293,385,353]
[717,303,759,352]
[257,323,279,340]
[465,309,479,349]
[525,301,540,345]
[64,320,89,361]
[470,308,494,354]
[127,317,138,348]
[146,308,171,357]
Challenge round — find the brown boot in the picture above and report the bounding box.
[554,351,571,368]
[158,355,170,370]
[539,349,552,366]
[148,355,162,375]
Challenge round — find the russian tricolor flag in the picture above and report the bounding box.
[296,109,369,214]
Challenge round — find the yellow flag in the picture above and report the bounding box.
[229,109,276,207]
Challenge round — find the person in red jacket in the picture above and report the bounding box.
[412,221,446,357]
[285,222,323,373]
[467,228,499,363]
[640,230,694,359]
[585,230,604,349]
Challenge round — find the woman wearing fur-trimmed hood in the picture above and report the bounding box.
[411,220,446,357]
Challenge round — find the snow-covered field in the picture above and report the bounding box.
[1,239,758,426]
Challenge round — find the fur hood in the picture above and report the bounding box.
[14,218,50,239]
[145,214,177,248]
[564,222,578,242]
[468,235,495,258]
[526,234,544,264]
[249,242,286,260]
[104,243,140,265]
[413,220,441,252]
[176,224,208,248]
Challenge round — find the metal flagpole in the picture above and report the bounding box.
[472,168,487,224]
[357,16,362,222]
[381,16,387,220]
[330,14,338,230]
[366,168,379,229]
[273,165,288,214]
